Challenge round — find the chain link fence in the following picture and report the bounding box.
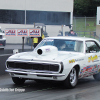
[73,17,99,40]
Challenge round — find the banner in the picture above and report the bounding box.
[5,28,41,37]
[17,29,28,36]
[5,30,16,36]
[29,29,41,37]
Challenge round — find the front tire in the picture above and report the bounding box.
[12,77,25,85]
[63,67,78,89]
[93,72,100,81]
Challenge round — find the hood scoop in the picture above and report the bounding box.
[37,45,58,56]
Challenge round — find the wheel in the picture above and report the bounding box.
[93,72,100,81]
[12,77,25,85]
[63,67,78,89]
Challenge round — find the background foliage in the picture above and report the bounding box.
[74,0,100,16]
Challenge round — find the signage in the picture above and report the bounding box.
[88,55,98,62]
[5,28,41,37]
[29,29,41,37]
[5,30,16,36]
[17,29,28,36]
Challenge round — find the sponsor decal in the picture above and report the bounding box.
[69,59,75,63]
[17,29,28,36]
[93,65,98,72]
[46,48,50,52]
[86,66,93,72]
[29,29,41,37]
[75,59,84,62]
[5,30,16,36]
[88,55,98,62]
[97,55,100,58]
[79,65,99,78]
[82,67,87,73]
[69,59,84,63]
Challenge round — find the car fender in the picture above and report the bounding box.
[62,60,80,79]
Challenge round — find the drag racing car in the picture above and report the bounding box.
[6,37,100,88]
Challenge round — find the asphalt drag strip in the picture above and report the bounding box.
[0,74,100,100]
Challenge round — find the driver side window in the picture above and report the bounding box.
[85,41,100,53]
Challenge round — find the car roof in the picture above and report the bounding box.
[45,36,97,42]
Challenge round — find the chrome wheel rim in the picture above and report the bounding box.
[70,68,77,86]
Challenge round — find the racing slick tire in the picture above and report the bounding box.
[63,67,78,89]
[93,72,100,81]
[12,77,25,85]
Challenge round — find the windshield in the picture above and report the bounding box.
[35,39,83,53]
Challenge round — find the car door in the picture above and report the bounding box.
[85,40,100,76]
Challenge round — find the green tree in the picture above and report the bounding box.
[74,0,100,16]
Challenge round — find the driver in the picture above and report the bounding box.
[58,41,66,50]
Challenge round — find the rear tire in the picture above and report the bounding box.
[93,72,100,81]
[12,77,25,85]
[63,67,78,89]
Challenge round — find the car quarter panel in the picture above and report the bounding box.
[62,54,85,78]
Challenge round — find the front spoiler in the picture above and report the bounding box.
[5,69,65,77]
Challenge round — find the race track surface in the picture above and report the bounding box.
[0,74,100,100]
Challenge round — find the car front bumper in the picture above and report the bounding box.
[5,69,66,81]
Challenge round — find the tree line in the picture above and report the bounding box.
[74,0,100,16]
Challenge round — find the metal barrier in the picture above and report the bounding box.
[0,54,11,75]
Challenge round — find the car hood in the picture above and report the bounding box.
[7,46,83,62]
[8,51,80,62]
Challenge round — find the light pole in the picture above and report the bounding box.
[25,0,26,25]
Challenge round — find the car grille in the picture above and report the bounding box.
[0,35,2,39]
[7,61,59,72]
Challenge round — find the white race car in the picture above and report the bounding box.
[6,37,100,88]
